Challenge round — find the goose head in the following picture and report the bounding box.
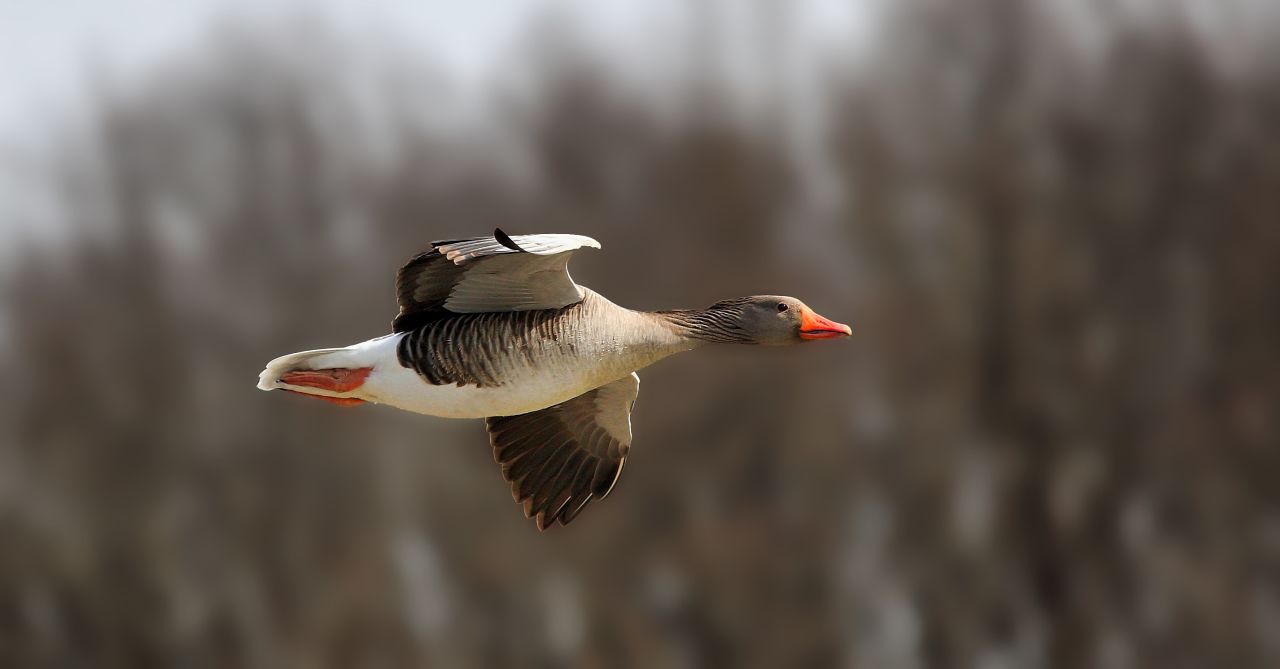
[693,295,851,345]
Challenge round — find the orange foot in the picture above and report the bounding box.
[280,367,373,407]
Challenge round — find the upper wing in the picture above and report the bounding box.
[485,373,639,530]
[393,229,600,332]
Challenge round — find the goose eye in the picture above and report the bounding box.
[777,303,789,313]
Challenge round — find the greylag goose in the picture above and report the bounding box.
[258,229,850,529]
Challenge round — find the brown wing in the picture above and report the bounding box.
[485,373,639,530]
[393,229,599,332]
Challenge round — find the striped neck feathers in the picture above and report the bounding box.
[657,298,760,344]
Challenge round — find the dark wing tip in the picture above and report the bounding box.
[429,237,475,249]
[494,228,524,252]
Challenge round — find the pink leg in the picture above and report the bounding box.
[280,367,373,407]
[282,390,367,407]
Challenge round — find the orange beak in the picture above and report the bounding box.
[799,306,852,340]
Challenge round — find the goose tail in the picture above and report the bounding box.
[257,344,377,406]
[258,347,340,390]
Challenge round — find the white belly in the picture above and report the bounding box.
[351,333,627,419]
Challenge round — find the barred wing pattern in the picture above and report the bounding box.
[485,373,639,529]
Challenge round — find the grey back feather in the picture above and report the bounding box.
[393,230,600,331]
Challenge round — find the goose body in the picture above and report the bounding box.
[262,290,689,418]
[259,230,850,529]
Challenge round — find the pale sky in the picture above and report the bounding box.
[0,0,868,135]
[0,0,869,252]
[2,0,537,131]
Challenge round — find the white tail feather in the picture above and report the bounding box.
[257,346,359,391]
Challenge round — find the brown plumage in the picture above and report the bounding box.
[259,229,850,530]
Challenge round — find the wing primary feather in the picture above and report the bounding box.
[552,458,598,526]
[519,439,575,501]
[483,373,637,529]
[494,418,564,465]
[506,438,557,485]
[429,237,479,248]
[494,228,525,252]
[530,452,577,512]
[558,493,594,526]
[592,457,624,498]
[533,452,585,520]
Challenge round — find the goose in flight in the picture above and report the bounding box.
[258,229,850,529]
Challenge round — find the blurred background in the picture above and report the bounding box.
[3,0,1279,667]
